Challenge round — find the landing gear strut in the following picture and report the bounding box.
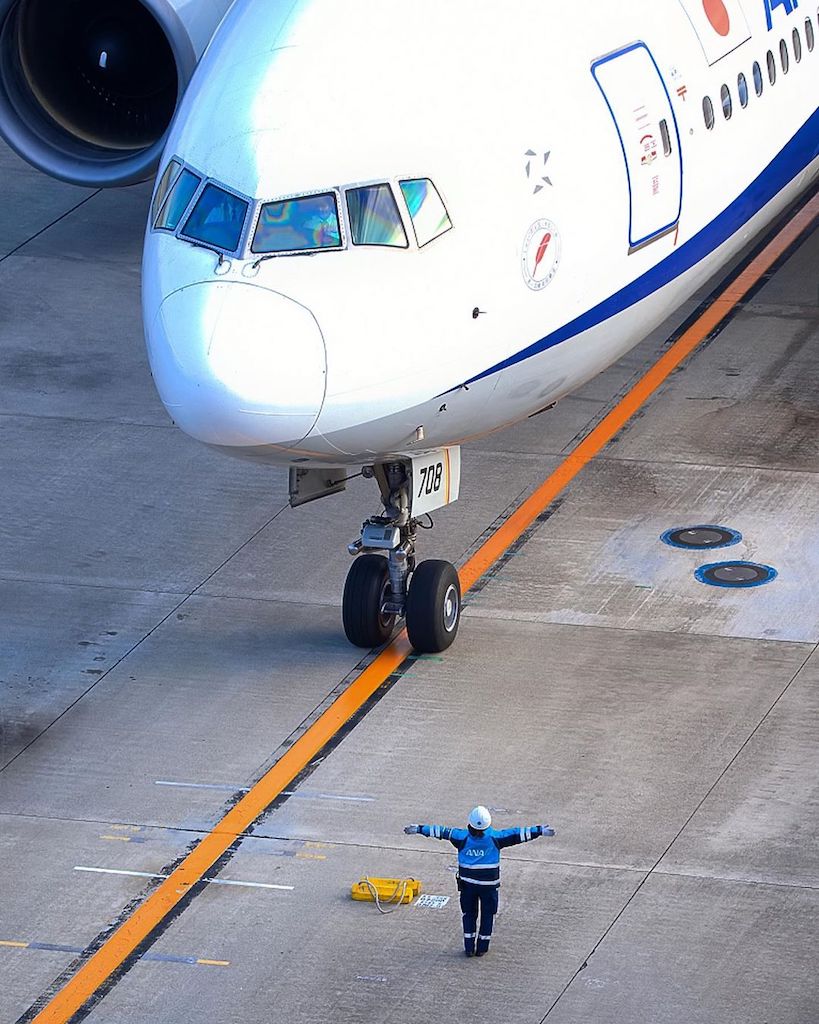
[343,453,462,654]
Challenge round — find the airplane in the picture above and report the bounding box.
[1,0,817,654]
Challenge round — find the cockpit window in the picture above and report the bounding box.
[399,179,452,247]
[251,192,342,254]
[181,183,249,252]
[152,159,181,225]
[346,184,408,247]
[155,168,201,231]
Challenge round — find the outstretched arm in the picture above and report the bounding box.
[494,824,555,849]
[404,824,457,840]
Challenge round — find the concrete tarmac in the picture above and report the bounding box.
[0,140,817,1024]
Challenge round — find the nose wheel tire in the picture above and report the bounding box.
[406,559,461,653]
[343,554,396,648]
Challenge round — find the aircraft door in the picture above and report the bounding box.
[592,42,682,253]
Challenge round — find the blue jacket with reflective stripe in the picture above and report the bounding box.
[420,825,545,887]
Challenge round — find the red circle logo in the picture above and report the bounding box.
[703,0,731,36]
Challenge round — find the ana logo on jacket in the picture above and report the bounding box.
[465,849,486,859]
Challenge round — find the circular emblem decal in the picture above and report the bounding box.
[522,219,560,291]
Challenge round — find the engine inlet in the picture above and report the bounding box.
[0,0,200,186]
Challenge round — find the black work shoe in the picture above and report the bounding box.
[464,949,475,957]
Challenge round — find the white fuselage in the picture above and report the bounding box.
[142,0,819,467]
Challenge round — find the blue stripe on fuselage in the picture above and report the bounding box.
[460,106,819,389]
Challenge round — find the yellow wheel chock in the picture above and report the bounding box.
[351,877,422,913]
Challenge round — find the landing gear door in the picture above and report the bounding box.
[408,447,461,518]
[592,42,682,253]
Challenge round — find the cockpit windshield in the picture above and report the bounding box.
[155,168,201,231]
[152,159,181,224]
[400,178,452,247]
[181,183,249,252]
[346,184,407,247]
[252,193,342,254]
[151,157,453,259]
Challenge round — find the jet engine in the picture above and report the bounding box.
[0,0,234,187]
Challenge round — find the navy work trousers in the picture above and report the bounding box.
[460,883,498,954]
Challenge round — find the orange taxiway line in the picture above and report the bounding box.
[32,191,818,1024]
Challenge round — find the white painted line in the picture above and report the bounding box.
[75,867,162,881]
[207,878,294,891]
[154,780,375,802]
[154,780,249,793]
[73,867,294,891]
[285,790,376,803]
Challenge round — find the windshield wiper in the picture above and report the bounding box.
[251,251,318,269]
[187,240,227,265]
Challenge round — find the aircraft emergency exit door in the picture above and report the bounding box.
[592,42,683,252]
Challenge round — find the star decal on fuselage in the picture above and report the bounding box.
[525,149,553,193]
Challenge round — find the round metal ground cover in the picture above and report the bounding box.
[661,525,741,550]
[695,561,778,588]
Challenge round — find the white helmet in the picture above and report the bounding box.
[468,806,492,831]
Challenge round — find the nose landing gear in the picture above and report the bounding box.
[343,451,462,654]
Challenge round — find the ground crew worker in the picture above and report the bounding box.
[404,806,555,957]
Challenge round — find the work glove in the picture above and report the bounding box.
[404,824,421,835]
[538,825,555,837]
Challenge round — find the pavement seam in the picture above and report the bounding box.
[246,836,655,875]
[538,640,818,1021]
[464,450,819,474]
[591,453,819,475]
[461,609,819,646]
[3,576,814,649]
[651,868,819,892]
[0,192,102,266]
[6,814,814,891]
[0,574,349,605]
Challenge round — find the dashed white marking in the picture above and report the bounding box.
[73,866,294,891]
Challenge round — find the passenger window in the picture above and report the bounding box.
[779,38,789,73]
[703,95,715,129]
[737,72,748,107]
[152,159,181,225]
[752,61,764,95]
[399,179,453,247]
[767,49,777,84]
[155,168,201,231]
[806,18,815,51]
[346,184,408,247]
[181,183,249,252]
[252,193,342,254]
[721,84,732,119]
[793,27,802,60]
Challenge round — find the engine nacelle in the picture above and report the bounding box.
[0,0,234,187]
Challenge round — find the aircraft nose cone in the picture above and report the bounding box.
[147,281,326,447]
